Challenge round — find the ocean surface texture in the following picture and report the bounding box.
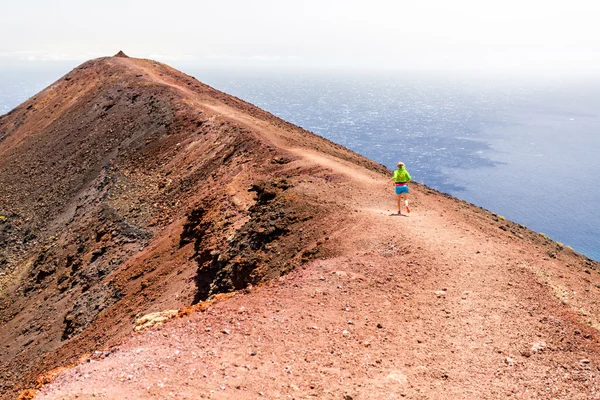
[1,65,599,260]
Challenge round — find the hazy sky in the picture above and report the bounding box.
[1,0,599,73]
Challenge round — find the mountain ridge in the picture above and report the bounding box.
[1,54,382,396]
[1,55,600,399]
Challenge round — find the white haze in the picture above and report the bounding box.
[1,0,599,76]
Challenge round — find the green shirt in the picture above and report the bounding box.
[392,167,411,183]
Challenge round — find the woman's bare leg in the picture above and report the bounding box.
[401,194,410,213]
[397,194,402,214]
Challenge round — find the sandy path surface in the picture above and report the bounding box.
[33,59,600,399]
[37,151,600,399]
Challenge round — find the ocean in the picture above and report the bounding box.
[1,64,599,261]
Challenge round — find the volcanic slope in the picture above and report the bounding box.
[1,55,600,399]
[0,53,384,397]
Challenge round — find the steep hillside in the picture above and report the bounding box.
[0,53,386,397]
[2,54,600,399]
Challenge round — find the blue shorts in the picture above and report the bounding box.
[395,185,408,195]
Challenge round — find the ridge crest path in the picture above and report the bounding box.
[28,58,600,399]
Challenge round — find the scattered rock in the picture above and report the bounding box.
[520,350,532,358]
[133,310,178,332]
[531,342,546,354]
[271,157,291,164]
[385,371,408,385]
[16,389,38,400]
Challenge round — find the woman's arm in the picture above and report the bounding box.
[388,170,397,183]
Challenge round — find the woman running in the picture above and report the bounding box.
[388,161,412,215]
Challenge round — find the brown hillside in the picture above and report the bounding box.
[0,55,384,397]
[2,55,600,399]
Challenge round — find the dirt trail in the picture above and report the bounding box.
[36,121,600,398]
[116,58,332,157]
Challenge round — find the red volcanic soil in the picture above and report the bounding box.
[2,55,600,399]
